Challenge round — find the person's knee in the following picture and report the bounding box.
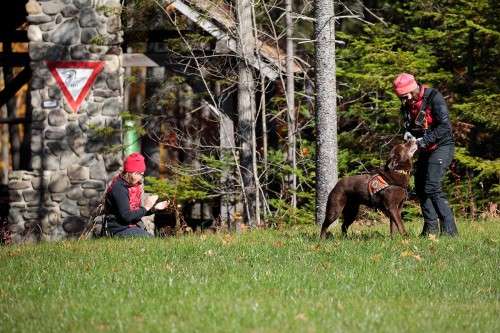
[423,182,441,197]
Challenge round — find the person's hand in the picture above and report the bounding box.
[403,131,415,142]
[144,194,159,211]
[416,138,426,149]
[154,200,170,211]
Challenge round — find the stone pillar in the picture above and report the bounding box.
[8,0,124,242]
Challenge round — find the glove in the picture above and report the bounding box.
[403,131,415,142]
[416,138,426,148]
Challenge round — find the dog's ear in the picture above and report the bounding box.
[387,148,400,170]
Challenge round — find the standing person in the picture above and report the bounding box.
[393,73,458,236]
[104,152,168,237]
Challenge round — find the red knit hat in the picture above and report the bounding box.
[393,73,418,96]
[123,152,146,173]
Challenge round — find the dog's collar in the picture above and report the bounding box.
[394,169,410,175]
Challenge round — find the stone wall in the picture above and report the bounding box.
[8,0,124,242]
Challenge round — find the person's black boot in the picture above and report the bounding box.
[440,216,459,236]
[420,220,439,237]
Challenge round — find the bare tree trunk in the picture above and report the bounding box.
[143,42,165,177]
[259,74,269,220]
[314,0,338,225]
[237,0,257,226]
[286,0,297,210]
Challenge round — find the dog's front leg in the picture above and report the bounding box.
[387,209,407,236]
[389,220,397,236]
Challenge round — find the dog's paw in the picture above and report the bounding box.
[320,231,334,240]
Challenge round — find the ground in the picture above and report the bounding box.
[0,218,498,332]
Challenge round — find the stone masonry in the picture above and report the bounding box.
[8,0,124,242]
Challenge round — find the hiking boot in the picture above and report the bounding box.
[420,220,439,237]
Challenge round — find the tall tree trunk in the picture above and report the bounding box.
[142,41,165,177]
[237,0,257,226]
[286,0,297,210]
[314,0,338,225]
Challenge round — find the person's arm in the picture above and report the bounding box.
[420,90,453,146]
[110,183,147,224]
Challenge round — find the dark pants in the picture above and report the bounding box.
[113,226,152,238]
[415,144,458,236]
[106,217,153,238]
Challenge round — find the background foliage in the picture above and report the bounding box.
[131,0,499,224]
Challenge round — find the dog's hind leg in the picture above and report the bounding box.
[320,192,346,239]
[341,202,360,236]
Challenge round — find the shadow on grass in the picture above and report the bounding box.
[295,228,419,243]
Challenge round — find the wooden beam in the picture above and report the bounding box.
[0,67,31,107]
[172,0,280,80]
[123,53,160,67]
[0,52,30,67]
[0,117,27,124]
[0,30,28,42]
[124,30,209,42]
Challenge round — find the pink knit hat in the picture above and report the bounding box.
[123,152,146,173]
[393,73,418,96]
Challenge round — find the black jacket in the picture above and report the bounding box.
[402,87,454,148]
[105,177,151,233]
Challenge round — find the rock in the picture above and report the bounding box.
[27,25,43,42]
[41,1,64,15]
[74,0,92,9]
[44,154,60,171]
[39,20,57,31]
[89,157,107,180]
[29,42,66,61]
[9,181,32,190]
[102,97,122,116]
[62,5,79,17]
[62,216,86,234]
[49,18,81,45]
[83,188,98,199]
[60,151,80,169]
[68,165,90,182]
[51,193,66,202]
[27,14,53,24]
[80,7,100,27]
[106,75,121,90]
[9,190,23,202]
[48,109,67,126]
[22,190,39,202]
[81,28,99,44]
[26,0,43,15]
[45,128,66,140]
[67,185,84,200]
[70,45,90,59]
[103,55,120,73]
[82,180,105,190]
[48,173,71,193]
[60,199,80,215]
[104,153,121,171]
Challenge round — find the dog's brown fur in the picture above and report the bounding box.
[320,140,418,238]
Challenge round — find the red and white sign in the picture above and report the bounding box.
[46,61,104,112]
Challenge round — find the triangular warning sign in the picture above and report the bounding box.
[46,61,104,113]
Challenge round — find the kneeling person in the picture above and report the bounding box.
[105,152,168,237]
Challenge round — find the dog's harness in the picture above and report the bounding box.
[368,170,410,197]
[368,174,390,196]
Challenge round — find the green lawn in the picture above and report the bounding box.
[0,219,498,333]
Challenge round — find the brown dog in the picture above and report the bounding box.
[320,140,418,238]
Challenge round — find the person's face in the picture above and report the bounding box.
[399,88,420,105]
[129,171,144,185]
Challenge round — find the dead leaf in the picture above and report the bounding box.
[295,313,308,321]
